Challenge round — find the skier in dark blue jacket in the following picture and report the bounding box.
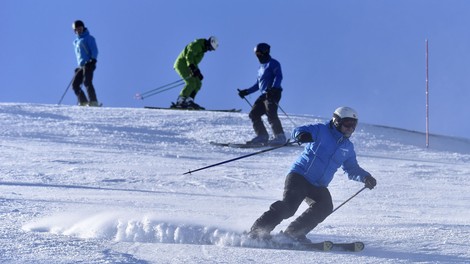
[238,43,286,146]
[248,106,377,242]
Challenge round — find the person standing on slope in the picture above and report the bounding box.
[248,106,377,242]
[238,43,286,146]
[71,20,100,107]
[173,36,218,110]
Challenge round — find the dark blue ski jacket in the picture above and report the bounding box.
[290,121,371,187]
[246,58,283,94]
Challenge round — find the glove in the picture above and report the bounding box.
[188,64,203,80]
[364,175,377,190]
[196,71,204,80]
[188,64,197,73]
[238,89,249,99]
[295,132,313,144]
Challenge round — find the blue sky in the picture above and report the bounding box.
[2,0,470,140]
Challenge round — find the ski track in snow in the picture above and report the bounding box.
[1,103,470,263]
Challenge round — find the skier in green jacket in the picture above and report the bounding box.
[173,36,218,110]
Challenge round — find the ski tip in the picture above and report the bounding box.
[331,241,365,252]
[354,241,365,252]
[324,241,334,251]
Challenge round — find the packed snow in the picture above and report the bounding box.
[1,103,469,264]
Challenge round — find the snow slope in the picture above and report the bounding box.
[1,103,469,264]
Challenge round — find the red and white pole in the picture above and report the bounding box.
[425,39,430,148]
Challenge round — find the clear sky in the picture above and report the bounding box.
[2,0,469,140]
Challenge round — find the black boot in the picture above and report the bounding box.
[77,90,88,106]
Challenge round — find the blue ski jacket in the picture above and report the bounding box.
[290,121,371,187]
[246,58,283,94]
[73,29,98,66]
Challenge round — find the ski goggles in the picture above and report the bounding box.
[341,118,358,129]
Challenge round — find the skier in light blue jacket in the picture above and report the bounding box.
[71,20,100,106]
[248,106,377,242]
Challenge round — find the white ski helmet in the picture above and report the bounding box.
[332,106,359,133]
[208,36,218,51]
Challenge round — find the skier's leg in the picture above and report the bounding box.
[83,64,98,103]
[180,77,199,97]
[249,173,307,238]
[185,79,204,109]
[248,95,269,138]
[265,89,284,135]
[189,79,202,99]
[174,65,192,106]
[284,186,333,238]
[72,68,88,105]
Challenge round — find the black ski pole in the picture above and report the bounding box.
[275,102,297,128]
[58,71,78,105]
[330,187,367,214]
[183,140,295,175]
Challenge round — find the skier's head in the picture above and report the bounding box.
[254,43,271,63]
[206,36,218,51]
[332,106,358,138]
[72,20,85,35]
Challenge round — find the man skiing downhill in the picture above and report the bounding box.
[248,106,377,242]
[238,43,286,146]
[173,36,218,110]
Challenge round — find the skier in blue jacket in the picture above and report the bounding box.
[238,43,286,146]
[71,20,100,106]
[248,106,377,242]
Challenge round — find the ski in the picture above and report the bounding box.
[77,102,103,107]
[287,241,334,251]
[238,232,364,252]
[268,240,364,252]
[240,240,364,252]
[273,240,333,252]
[331,241,365,252]
[240,239,333,252]
[210,141,299,148]
[144,106,241,113]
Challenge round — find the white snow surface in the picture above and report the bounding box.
[1,103,469,264]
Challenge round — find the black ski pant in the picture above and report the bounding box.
[250,172,333,237]
[249,89,284,137]
[72,63,98,104]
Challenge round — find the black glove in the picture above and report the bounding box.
[364,175,377,190]
[196,71,204,80]
[238,89,249,99]
[188,64,203,80]
[295,132,313,144]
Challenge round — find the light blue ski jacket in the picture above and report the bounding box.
[246,58,283,94]
[73,29,98,66]
[290,121,371,187]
